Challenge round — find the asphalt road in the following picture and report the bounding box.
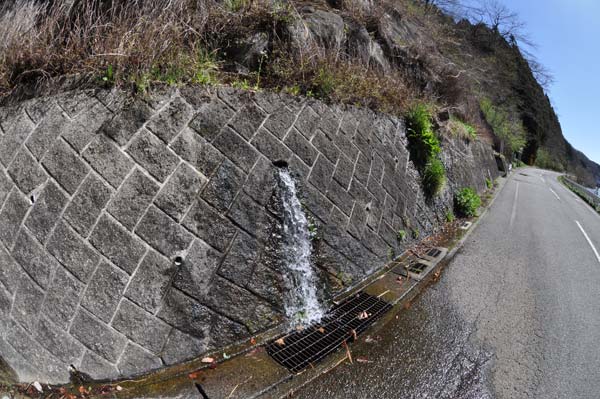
[293,167,600,399]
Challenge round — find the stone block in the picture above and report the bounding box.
[333,153,354,189]
[79,350,120,380]
[311,130,339,163]
[47,221,100,283]
[353,127,372,156]
[82,261,129,323]
[294,106,320,139]
[227,103,267,140]
[250,128,292,163]
[126,129,180,182]
[288,155,311,182]
[161,329,208,365]
[0,189,31,249]
[201,159,246,212]
[25,181,68,243]
[83,135,134,188]
[61,100,112,152]
[41,266,83,330]
[353,151,371,184]
[210,313,249,347]
[0,171,12,208]
[243,156,277,206]
[334,132,359,161]
[70,309,128,363]
[263,107,295,139]
[7,149,47,194]
[99,100,153,146]
[146,96,193,143]
[117,343,163,376]
[41,139,90,194]
[157,288,213,339]
[212,127,259,173]
[326,180,355,217]
[25,108,68,160]
[124,250,174,315]
[283,128,318,166]
[4,319,69,383]
[169,128,223,177]
[112,299,171,353]
[299,183,333,222]
[155,163,206,221]
[0,244,22,294]
[362,227,388,257]
[0,110,35,167]
[246,263,284,307]
[12,229,59,289]
[347,201,367,239]
[228,192,275,242]
[107,168,160,230]
[203,277,278,332]
[63,173,113,237]
[378,220,399,248]
[182,199,237,252]
[217,231,258,288]
[0,285,10,316]
[173,240,223,302]
[89,214,147,274]
[135,205,193,258]
[319,108,341,137]
[57,91,98,118]
[308,154,335,194]
[34,316,85,364]
[188,99,234,142]
[12,275,44,332]
[370,153,385,184]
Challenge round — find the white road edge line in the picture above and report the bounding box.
[576,221,600,265]
[510,182,519,227]
[549,188,561,201]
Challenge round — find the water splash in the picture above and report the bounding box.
[278,168,325,325]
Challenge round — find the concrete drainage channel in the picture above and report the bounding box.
[177,245,451,399]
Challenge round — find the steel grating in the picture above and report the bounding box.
[426,248,442,258]
[408,262,428,275]
[266,292,392,373]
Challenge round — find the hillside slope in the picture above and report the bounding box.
[0,0,597,184]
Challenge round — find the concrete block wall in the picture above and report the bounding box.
[0,86,499,383]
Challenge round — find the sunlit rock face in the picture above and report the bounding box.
[0,86,498,383]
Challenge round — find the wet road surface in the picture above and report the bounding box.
[294,168,600,398]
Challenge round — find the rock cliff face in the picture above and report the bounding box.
[0,86,498,383]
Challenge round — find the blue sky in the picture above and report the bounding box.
[497,0,600,164]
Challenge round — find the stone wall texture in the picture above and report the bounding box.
[0,86,499,383]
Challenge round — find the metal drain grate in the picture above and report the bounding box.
[408,262,428,275]
[266,292,392,373]
[426,248,442,258]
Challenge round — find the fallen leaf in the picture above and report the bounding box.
[250,337,256,345]
[188,371,200,380]
[356,357,372,363]
[317,327,326,334]
[275,338,285,346]
[116,386,123,391]
[78,386,87,394]
[351,329,357,341]
[364,336,375,343]
[357,311,369,320]
[295,325,305,331]
[201,357,215,364]
[223,352,230,360]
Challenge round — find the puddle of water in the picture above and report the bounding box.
[277,168,325,325]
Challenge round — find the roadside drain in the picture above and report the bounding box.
[391,261,432,281]
[266,292,392,373]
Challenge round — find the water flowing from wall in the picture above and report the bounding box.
[278,168,325,325]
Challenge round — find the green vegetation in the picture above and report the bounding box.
[448,116,477,141]
[445,210,455,223]
[455,187,481,217]
[411,228,420,240]
[535,148,564,172]
[480,98,527,156]
[406,104,446,198]
[397,230,407,242]
[486,178,493,189]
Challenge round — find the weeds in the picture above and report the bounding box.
[445,210,455,223]
[397,230,407,242]
[448,115,477,141]
[406,103,446,198]
[455,187,481,217]
[486,178,493,189]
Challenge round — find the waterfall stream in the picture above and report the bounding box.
[278,168,325,325]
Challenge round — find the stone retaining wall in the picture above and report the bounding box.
[0,86,498,383]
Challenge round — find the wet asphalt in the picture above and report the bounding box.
[293,168,600,399]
